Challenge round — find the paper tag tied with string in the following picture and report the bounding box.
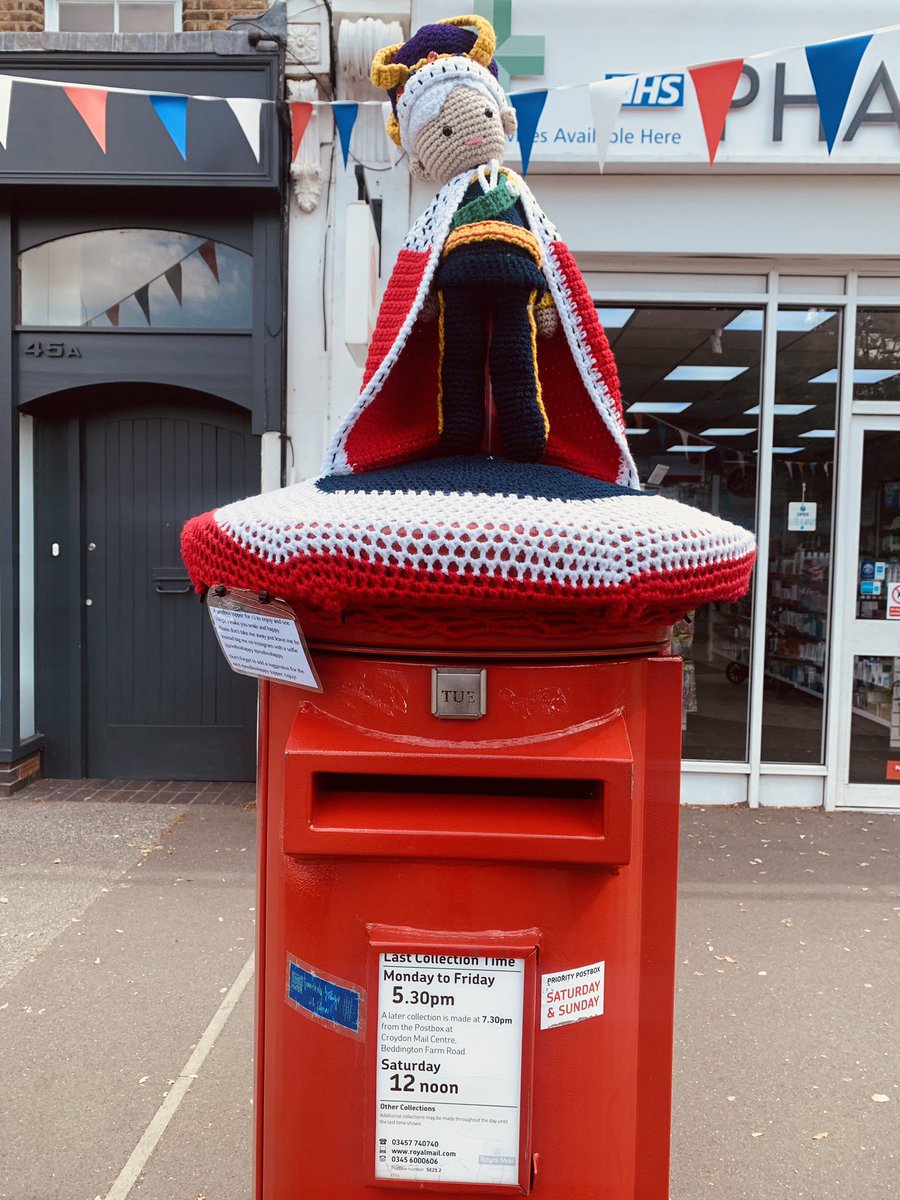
[207,587,322,691]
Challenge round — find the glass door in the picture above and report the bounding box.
[835,416,900,808]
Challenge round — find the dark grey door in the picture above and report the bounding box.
[81,399,260,780]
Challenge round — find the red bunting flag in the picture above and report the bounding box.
[63,86,109,153]
[290,101,313,163]
[689,59,744,165]
[164,262,183,305]
[197,240,219,283]
[106,303,120,327]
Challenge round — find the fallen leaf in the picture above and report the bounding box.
[812,1132,828,1140]
[781,917,793,927]
[751,1131,764,1138]
[52,858,61,865]
[139,1075,149,1084]
[0,897,8,904]
[242,800,256,812]
[715,955,737,963]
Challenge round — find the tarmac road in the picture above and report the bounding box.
[0,795,896,1200]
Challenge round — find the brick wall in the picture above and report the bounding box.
[179,0,260,33]
[0,0,44,33]
[0,0,261,33]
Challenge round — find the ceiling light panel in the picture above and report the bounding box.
[627,402,692,413]
[664,365,749,382]
[701,427,756,436]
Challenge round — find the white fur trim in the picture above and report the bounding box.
[214,479,756,592]
[397,58,507,153]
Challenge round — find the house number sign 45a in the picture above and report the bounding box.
[23,341,82,359]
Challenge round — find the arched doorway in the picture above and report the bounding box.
[30,383,260,780]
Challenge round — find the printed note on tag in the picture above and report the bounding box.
[207,587,322,691]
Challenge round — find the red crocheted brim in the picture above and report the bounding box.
[182,508,755,626]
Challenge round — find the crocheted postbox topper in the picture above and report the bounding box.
[181,15,756,630]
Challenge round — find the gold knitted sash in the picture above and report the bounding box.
[442,221,542,266]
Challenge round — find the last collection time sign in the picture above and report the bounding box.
[375,953,525,1186]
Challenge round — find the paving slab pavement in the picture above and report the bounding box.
[0,796,897,1200]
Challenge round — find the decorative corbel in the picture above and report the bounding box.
[288,79,323,213]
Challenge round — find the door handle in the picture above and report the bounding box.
[155,583,193,594]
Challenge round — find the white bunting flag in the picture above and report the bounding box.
[587,75,635,172]
[0,75,11,149]
[226,97,263,162]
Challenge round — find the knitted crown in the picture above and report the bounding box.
[372,14,505,149]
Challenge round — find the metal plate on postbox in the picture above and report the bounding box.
[431,669,486,719]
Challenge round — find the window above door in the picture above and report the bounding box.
[19,229,251,330]
[45,0,182,32]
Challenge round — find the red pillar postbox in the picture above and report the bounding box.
[252,621,682,1198]
[182,15,756,1186]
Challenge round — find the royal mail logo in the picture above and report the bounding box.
[606,73,685,108]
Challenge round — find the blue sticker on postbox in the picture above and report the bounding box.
[286,955,365,1040]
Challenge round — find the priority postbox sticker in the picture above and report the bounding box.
[540,960,605,1029]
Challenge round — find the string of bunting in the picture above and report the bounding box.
[83,238,220,327]
[0,24,896,170]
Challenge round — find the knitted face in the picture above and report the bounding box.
[409,85,517,183]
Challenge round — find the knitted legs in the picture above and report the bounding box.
[439,287,488,453]
[438,285,548,460]
[490,286,548,461]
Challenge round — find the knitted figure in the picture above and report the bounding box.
[179,15,758,628]
[324,15,636,483]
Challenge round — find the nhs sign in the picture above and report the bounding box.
[605,73,685,108]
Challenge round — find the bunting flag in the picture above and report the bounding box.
[150,94,188,159]
[106,303,119,327]
[290,100,313,164]
[509,90,548,175]
[198,239,219,282]
[64,86,108,153]
[587,75,634,171]
[805,34,872,152]
[689,58,745,164]
[226,96,263,163]
[332,102,359,168]
[134,284,151,324]
[0,75,10,149]
[164,263,182,305]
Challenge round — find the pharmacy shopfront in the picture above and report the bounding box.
[305,0,900,810]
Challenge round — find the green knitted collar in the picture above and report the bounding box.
[450,175,517,230]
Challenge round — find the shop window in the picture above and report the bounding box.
[855,431,900,622]
[19,229,251,330]
[601,304,761,762]
[45,0,181,32]
[760,308,840,765]
[850,657,900,784]
[854,309,900,402]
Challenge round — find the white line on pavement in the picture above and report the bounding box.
[104,950,256,1200]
